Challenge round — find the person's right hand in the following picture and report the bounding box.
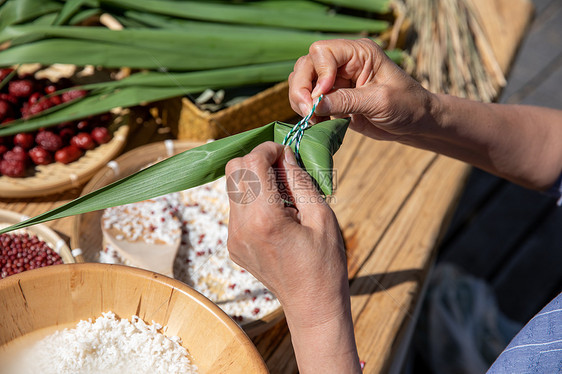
[288,38,436,141]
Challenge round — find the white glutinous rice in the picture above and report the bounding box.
[4,311,197,374]
[100,177,280,324]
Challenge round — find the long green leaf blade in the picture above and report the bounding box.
[0,61,295,136]
[0,119,349,234]
[100,0,388,32]
[274,120,348,195]
[315,0,391,13]
[51,0,93,26]
[0,0,61,30]
[0,34,316,70]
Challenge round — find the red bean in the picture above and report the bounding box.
[0,233,63,278]
[54,145,83,164]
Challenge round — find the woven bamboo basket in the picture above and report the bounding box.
[0,114,129,198]
[152,81,295,141]
[0,208,75,264]
[72,140,284,337]
[0,263,268,373]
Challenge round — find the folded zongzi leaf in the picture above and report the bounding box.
[0,118,349,234]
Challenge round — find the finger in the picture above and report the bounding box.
[308,39,381,98]
[315,85,375,117]
[280,146,330,226]
[288,56,316,116]
[308,114,331,125]
[307,41,341,98]
[333,76,354,89]
[226,142,284,208]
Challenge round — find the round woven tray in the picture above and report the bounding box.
[0,208,75,264]
[72,140,284,337]
[0,116,129,198]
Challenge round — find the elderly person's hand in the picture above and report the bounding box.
[289,38,562,191]
[289,38,434,141]
[226,142,360,374]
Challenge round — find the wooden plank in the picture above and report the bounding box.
[261,332,299,374]
[333,140,437,275]
[0,192,79,244]
[349,156,469,373]
[471,0,534,74]
[331,127,368,183]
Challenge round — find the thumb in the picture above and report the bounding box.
[280,146,328,219]
[314,86,373,117]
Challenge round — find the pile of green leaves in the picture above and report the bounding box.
[0,0,402,135]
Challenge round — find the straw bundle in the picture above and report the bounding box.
[401,0,506,102]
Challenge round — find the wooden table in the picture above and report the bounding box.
[255,1,533,372]
[0,0,532,372]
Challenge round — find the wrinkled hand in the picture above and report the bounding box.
[289,38,434,141]
[226,142,360,373]
[225,142,348,325]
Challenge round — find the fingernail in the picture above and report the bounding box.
[311,85,322,98]
[284,146,298,166]
[298,102,309,116]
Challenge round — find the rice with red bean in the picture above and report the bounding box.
[100,177,280,323]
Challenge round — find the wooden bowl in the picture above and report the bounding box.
[0,208,75,264]
[0,263,268,373]
[72,140,285,337]
[0,115,129,198]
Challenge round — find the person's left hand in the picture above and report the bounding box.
[225,142,360,373]
[225,142,348,326]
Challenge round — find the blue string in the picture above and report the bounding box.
[282,95,323,167]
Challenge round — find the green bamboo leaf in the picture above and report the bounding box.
[24,7,99,27]
[81,60,295,90]
[99,0,388,32]
[0,61,294,136]
[112,14,149,29]
[383,49,405,65]
[0,66,17,91]
[315,0,391,14]
[28,13,57,26]
[246,0,328,11]
[274,120,348,195]
[0,39,240,69]
[0,23,324,48]
[0,30,321,70]
[52,0,95,26]
[0,118,349,234]
[67,8,101,25]
[0,26,399,71]
[122,11,327,36]
[0,86,184,136]
[0,0,61,30]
